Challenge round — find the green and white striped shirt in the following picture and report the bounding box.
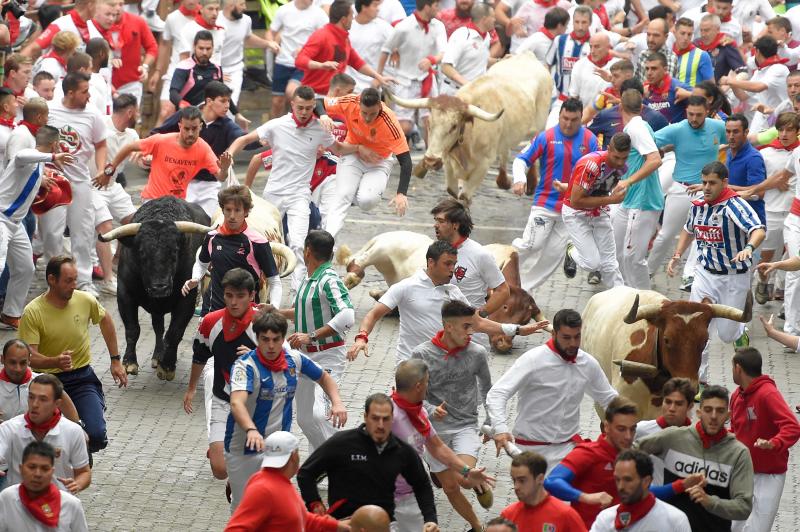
[293,262,353,348]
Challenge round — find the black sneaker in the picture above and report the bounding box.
[587,271,601,285]
[563,244,577,279]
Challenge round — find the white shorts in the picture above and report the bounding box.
[93,184,136,225]
[389,79,436,122]
[424,426,481,473]
[186,180,222,218]
[159,70,175,102]
[116,81,144,105]
[391,492,424,532]
[208,395,230,444]
[762,210,787,252]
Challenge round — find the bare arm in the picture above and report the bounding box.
[667,230,695,276]
[59,392,80,423]
[377,51,389,75]
[230,389,263,451]
[441,63,468,87]
[27,343,72,372]
[316,371,347,428]
[99,313,127,388]
[347,303,392,361]
[61,464,91,494]
[225,130,261,158]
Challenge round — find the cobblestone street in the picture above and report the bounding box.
[5,155,800,531]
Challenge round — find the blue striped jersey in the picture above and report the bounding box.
[685,191,764,274]
[547,34,590,96]
[674,47,714,87]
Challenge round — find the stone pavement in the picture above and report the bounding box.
[3,156,800,531]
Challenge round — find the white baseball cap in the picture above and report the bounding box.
[261,431,299,468]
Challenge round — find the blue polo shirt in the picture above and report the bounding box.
[724,141,767,224]
[654,118,727,185]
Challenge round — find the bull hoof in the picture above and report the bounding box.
[368,288,387,300]
[156,365,176,381]
[343,272,362,290]
[496,172,511,190]
[150,358,158,369]
[124,362,139,375]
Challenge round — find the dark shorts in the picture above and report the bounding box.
[272,63,304,95]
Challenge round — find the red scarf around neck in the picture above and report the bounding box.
[696,32,729,52]
[693,187,738,207]
[391,390,431,437]
[69,9,91,42]
[24,408,62,436]
[594,5,610,30]
[2,81,24,98]
[19,483,61,528]
[0,116,15,129]
[656,415,692,428]
[179,4,199,17]
[757,55,789,70]
[761,137,800,151]
[222,306,256,343]
[42,51,67,70]
[0,367,31,383]
[94,20,125,51]
[571,31,589,45]
[466,21,487,39]
[19,120,40,135]
[589,53,613,68]
[615,492,656,530]
[673,42,696,56]
[195,13,222,30]
[291,112,314,128]
[541,27,556,41]
[646,74,672,96]
[413,11,430,33]
[546,337,577,363]
[257,347,288,372]
[695,420,728,449]
[431,330,469,360]
[534,0,558,6]
[218,220,247,235]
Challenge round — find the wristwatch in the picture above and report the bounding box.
[110,355,121,362]
[309,330,317,341]
[103,163,115,177]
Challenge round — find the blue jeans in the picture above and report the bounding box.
[56,365,107,452]
[0,210,35,298]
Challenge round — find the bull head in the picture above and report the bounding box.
[623,292,753,325]
[385,90,505,122]
[98,221,212,242]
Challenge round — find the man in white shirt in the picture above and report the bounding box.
[0,441,88,532]
[0,374,91,493]
[685,0,742,45]
[30,72,56,102]
[41,72,108,297]
[515,7,569,63]
[378,0,407,23]
[487,308,618,473]
[440,2,495,96]
[568,32,617,109]
[590,450,691,532]
[21,0,101,58]
[217,0,279,105]
[509,0,571,53]
[349,0,394,93]
[267,0,328,118]
[348,240,548,364]
[178,0,225,66]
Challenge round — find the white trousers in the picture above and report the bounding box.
[116,81,144,106]
[648,180,696,276]
[562,205,624,288]
[295,363,343,452]
[312,174,338,221]
[731,473,785,532]
[38,180,95,286]
[186,180,222,219]
[323,154,393,239]
[612,207,661,290]
[224,64,244,106]
[0,221,34,317]
[224,452,263,512]
[513,206,568,293]
[392,493,424,532]
[265,190,310,292]
[784,213,800,334]
[517,441,575,476]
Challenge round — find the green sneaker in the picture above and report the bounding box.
[733,328,750,349]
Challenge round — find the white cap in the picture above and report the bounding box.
[261,431,299,468]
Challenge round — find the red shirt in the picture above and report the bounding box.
[560,435,619,527]
[295,23,366,95]
[103,12,158,89]
[436,9,499,42]
[501,496,588,532]
[225,469,339,532]
[562,151,626,214]
[730,375,800,474]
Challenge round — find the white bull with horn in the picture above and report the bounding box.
[387,52,552,202]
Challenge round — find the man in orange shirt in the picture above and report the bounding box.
[318,87,412,238]
[95,106,231,200]
[500,451,587,532]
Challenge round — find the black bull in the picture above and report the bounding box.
[99,197,211,381]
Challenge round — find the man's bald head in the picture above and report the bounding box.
[646,18,669,51]
[350,505,390,532]
[589,32,611,61]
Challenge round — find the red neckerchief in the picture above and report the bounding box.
[789,39,800,49]
[431,330,470,360]
[546,337,577,364]
[541,28,556,41]
[656,415,691,428]
[704,5,731,22]
[391,391,431,437]
[695,32,729,52]
[760,138,800,151]
[413,11,430,33]
[692,187,738,207]
[615,492,656,530]
[217,220,247,235]
[673,42,696,56]
[696,420,728,449]
[534,0,558,6]
[589,53,613,67]
[757,55,789,70]
[19,483,61,528]
[0,116,15,129]
[19,120,40,135]
[291,112,314,128]
[466,21,487,39]
[221,306,256,343]
[24,408,62,436]
[646,74,672,96]
[256,347,289,372]
[2,82,24,98]
[452,236,467,248]
[594,4,610,30]
[571,31,589,45]
[41,51,67,70]
[93,20,125,51]
[194,13,222,30]
[179,4,199,17]
[0,367,31,383]
[69,10,91,42]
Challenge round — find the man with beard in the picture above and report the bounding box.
[486,309,618,473]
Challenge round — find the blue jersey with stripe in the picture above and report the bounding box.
[517,126,598,213]
[224,348,323,455]
[547,34,590,96]
[644,77,692,124]
[674,48,714,87]
[685,192,764,274]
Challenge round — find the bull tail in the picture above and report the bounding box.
[335,245,353,266]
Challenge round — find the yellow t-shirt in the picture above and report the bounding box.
[18,291,106,373]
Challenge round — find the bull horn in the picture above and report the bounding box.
[98,223,142,242]
[270,242,297,278]
[174,221,213,234]
[622,294,662,324]
[613,359,659,377]
[384,89,430,110]
[709,290,753,323]
[466,104,504,122]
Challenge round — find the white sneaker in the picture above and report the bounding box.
[78,283,99,298]
[98,279,117,296]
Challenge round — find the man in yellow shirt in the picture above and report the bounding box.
[18,255,127,453]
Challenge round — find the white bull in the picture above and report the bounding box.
[581,286,752,419]
[387,52,552,202]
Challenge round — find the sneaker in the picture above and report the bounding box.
[98,278,117,296]
[0,314,19,330]
[779,311,786,320]
[474,484,494,509]
[563,244,577,279]
[679,276,693,292]
[194,306,203,317]
[774,288,785,301]
[587,271,601,285]
[78,283,99,298]
[733,327,750,349]
[92,265,104,280]
[754,281,770,304]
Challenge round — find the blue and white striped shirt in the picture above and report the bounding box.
[684,191,764,275]
[547,34,590,97]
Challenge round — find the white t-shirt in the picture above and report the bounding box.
[217,12,253,72]
[515,31,555,62]
[635,418,668,484]
[762,146,795,212]
[348,16,393,92]
[87,116,139,180]
[749,63,789,132]
[378,0,407,24]
[625,115,659,157]
[162,9,196,75]
[0,484,88,532]
[450,238,505,309]
[0,372,39,423]
[0,124,13,167]
[441,26,492,86]
[256,114,335,196]
[733,0,775,32]
[568,56,617,109]
[378,270,469,363]
[382,15,448,84]
[178,21,225,66]
[47,99,108,184]
[590,498,691,532]
[40,13,103,53]
[685,7,743,45]
[32,57,66,84]
[4,125,36,168]
[499,0,527,17]
[784,146,800,199]
[0,414,90,489]
[269,2,328,67]
[51,71,109,116]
